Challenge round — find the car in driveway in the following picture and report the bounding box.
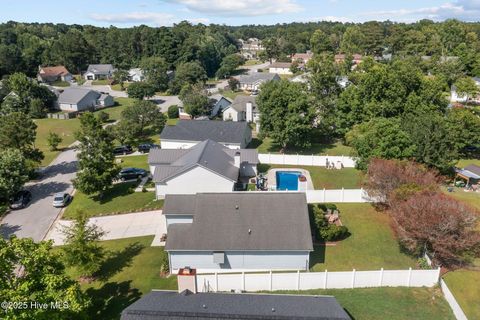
[138,143,160,153]
[117,167,149,181]
[9,190,32,210]
[52,192,71,208]
[113,145,133,156]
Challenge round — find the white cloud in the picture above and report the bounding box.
[164,0,303,16]
[88,11,209,26]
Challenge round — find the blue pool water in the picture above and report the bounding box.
[276,171,302,191]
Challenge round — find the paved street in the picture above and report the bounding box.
[0,148,77,242]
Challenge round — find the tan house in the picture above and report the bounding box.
[37,66,73,83]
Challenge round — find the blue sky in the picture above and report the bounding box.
[2,0,480,27]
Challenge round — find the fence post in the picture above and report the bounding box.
[351,269,356,288]
[323,188,326,202]
[269,270,273,291]
[242,272,245,291]
[297,270,301,290]
[360,187,364,201]
[379,268,384,286]
[311,154,314,166]
[341,188,345,202]
[437,267,441,281]
[215,272,218,292]
[324,270,328,289]
[407,267,412,287]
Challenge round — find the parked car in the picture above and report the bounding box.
[138,143,160,153]
[113,145,133,155]
[52,192,71,208]
[117,167,148,181]
[9,190,32,210]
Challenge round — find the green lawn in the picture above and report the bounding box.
[63,182,163,219]
[456,158,480,168]
[117,155,149,170]
[242,59,260,66]
[252,137,353,156]
[442,187,480,210]
[443,270,480,319]
[51,80,70,87]
[258,164,363,189]
[219,89,248,100]
[111,82,131,91]
[92,79,110,85]
[60,236,177,320]
[310,203,417,271]
[271,287,454,320]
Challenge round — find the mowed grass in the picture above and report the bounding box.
[310,203,417,271]
[60,236,177,320]
[117,155,149,171]
[258,164,363,189]
[35,98,135,166]
[271,287,454,320]
[252,137,353,156]
[242,59,260,66]
[456,158,480,167]
[443,270,480,319]
[91,79,110,85]
[63,182,163,219]
[111,82,131,91]
[442,187,480,210]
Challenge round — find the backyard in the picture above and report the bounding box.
[310,203,417,271]
[251,137,353,156]
[116,154,149,170]
[258,164,363,189]
[443,270,480,319]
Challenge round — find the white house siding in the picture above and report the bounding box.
[165,215,194,228]
[269,67,292,75]
[223,108,242,122]
[155,166,235,198]
[169,251,310,273]
[59,103,79,111]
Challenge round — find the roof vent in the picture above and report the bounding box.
[248,229,252,234]
[272,308,276,313]
[202,304,207,309]
[235,205,239,210]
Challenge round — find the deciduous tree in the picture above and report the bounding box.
[0,149,29,202]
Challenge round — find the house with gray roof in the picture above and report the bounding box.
[121,289,350,320]
[148,139,258,198]
[160,120,252,149]
[163,192,313,273]
[57,87,113,112]
[223,95,259,125]
[209,94,232,117]
[237,72,280,91]
[84,64,115,80]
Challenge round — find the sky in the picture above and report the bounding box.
[2,0,480,27]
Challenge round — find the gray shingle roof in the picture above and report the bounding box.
[163,195,197,215]
[150,140,257,183]
[227,95,258,113]
[121,290,350,320]
[57,88,100,104]
[160,120,250,145]
[237,72,279,85]
[165,192,313,251]
[86,64,114,74]
[465,164,480,177]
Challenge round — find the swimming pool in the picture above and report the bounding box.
[276,171,302,191]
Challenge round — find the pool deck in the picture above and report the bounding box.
[266,168,314,191]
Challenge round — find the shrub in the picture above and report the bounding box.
[159,250,169,274]
[97,111,110,123]
[317,203,337,212]
[167,105,179,119]
[319,224,349,241]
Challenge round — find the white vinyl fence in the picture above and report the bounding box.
[196,268,441,293]
[258,154,357,168]
[305,188,372,203]
[440,279,468,320]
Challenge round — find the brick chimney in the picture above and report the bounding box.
[177,267,197,293]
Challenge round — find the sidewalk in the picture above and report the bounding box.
[45,210,166,246]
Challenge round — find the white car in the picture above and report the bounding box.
[52,192,71,208]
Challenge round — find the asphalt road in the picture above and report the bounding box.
[0,148,77,242]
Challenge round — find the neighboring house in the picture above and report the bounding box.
[209,94,232,117]
[120,289,350,320]
[160,120,252,149]
[57,88,113,112]
[163,192,313,273]
[237,73,280,91]
[239,38,264,59]
[84,64,115,80]
[222,95,259,128]
[37,66,72,83]
[128,68,144,82]
[148,139,258,198]
[455,164,480,186]
[292,52,314,65]
[334,54,363,65]
[268,62,293,75]
[450,85,468,103]
[290,72,310,84]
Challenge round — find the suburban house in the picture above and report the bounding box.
[237,72,280,91]
[292,52,314,65]
[37,66,72,83]
[268,62,293,75]
[148,139,258,198]
[83,64,115,80]
[222,95,259,129]
[160,120,252,149]
[334,54,363,66]
[238,38,264,59]
[121,288,350,320]
[163,192,313,273]
[128,68,144,82]
[209,94,232,117]
[57,88,114,112]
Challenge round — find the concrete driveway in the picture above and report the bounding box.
[45,210,166,246]
[0,148,77,242]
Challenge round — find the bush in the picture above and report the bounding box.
[97,111,110,123]
[309,203,349,242]
[159,250,169,274]
[319,224,349,241]
[317,203,338,212]
[167,105,179,119]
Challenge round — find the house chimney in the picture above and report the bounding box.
[234,151,241,168]
[246,102,253,122]
[177,267,197,294]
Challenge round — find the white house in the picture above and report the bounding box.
[450,85,468,103]
[160,120,252,149]
[209,94,232,117]
[57,88,113,112]
[222,96,259,131]
[148,139,258,198]
[268,62,293,75]
[237,73,280,92]
[84,64,115,80]
[163,192,313,273]
[128,68,145,82]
